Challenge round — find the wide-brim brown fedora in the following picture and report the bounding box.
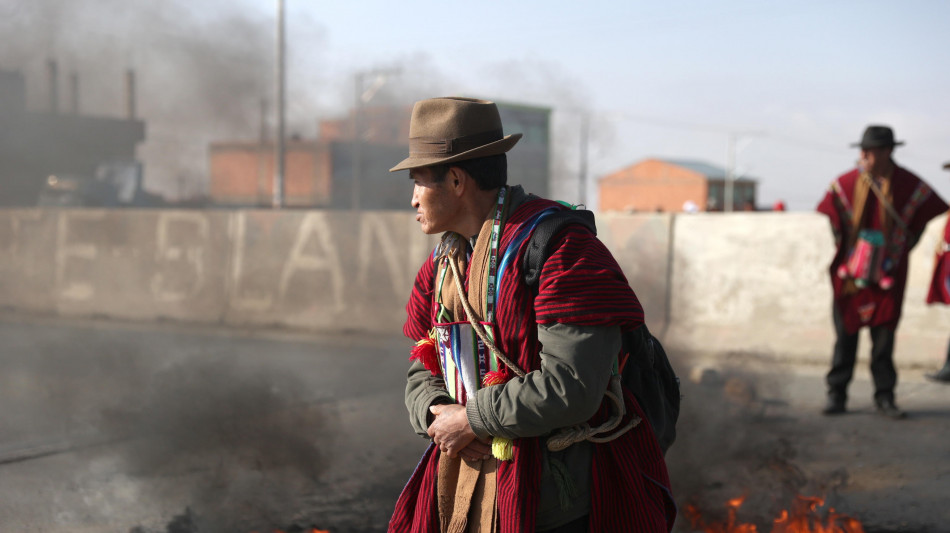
[389,97,522,172]
[850,125,905,149]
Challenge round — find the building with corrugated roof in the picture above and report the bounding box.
[598,157,757,212]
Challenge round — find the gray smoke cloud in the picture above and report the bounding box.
[0,1,606,205]
[0,320,340,532]
[469,59,618,204]
[0,0,327,200]
[101,356,337,532]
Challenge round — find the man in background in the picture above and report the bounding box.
[925,161,950,382]
[817,125,947,418]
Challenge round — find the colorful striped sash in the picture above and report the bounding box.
[432,204,561,402]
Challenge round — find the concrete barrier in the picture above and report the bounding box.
[0,208,946,366]
[219,210,437,332]
[0,209,439,335]
[596,212,674,335]
[663,212,949,368]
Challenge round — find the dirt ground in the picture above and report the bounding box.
[667,353,950,533]
[0,315,946,532]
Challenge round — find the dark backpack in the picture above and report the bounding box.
[522,206,681,454]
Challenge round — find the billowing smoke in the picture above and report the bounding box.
[0,327,339,532]
[0,1,609,207]
[465,59,619,205]
[0,0,325,200]
[100,357,337,532]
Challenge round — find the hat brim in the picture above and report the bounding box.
[850,140,905,148]
[389,133,522,172]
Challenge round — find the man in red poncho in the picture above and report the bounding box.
[925,161,950,382]
[817,125,947,418]
[387,97,675,532]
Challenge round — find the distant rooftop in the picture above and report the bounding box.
[658,158,754,181]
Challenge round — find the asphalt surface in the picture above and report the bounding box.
[0,315,947,533]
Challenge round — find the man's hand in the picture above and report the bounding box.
[458,437,493,461]
[427,404,490,460]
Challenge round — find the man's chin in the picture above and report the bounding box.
[417,219,445,235]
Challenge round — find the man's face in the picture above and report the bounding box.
[410,167,457,235]
[860,146,893,172]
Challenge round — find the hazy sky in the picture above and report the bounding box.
[273,0,950,210]
[3,0,948,210]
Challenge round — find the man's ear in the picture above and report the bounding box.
[446,166,469,197]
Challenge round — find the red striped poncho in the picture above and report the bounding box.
[390,195,676,532]
[817,166,947,333]
[926,215,950,305]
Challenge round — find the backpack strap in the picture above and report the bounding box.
[522,208,597,287]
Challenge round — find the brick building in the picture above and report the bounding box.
[208,100,550,209]
[209,139,331,207]
[598,158,757,212]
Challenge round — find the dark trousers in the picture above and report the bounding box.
[938,337,950,370]
[539,516,589,533]
[827,306,897,402]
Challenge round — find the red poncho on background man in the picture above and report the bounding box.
[924,161,950,382]
[816,125,947,417]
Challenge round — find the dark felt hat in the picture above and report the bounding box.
[851,125,904,149]
[389,97,522,172]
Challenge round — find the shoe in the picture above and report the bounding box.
[875,399,907,420]
[822,396,846,415]
[926,364,950,383]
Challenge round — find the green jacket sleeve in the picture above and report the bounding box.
[404,359,453,438]
[466,323,621,440]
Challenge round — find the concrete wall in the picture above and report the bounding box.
[661,212,949,367]
[0,208,946,366]
[0,209,438,334]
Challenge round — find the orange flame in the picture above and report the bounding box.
[686,494,865,533]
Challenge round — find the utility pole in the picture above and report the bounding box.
[722,131,765,212]
[578,112,590,207]
[351,71,363,212]
[258,98,269,205]
[273,0,286,208]
[724,133,736,212]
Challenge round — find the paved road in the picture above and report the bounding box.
[0,315,947,532]
[0,315,427,532]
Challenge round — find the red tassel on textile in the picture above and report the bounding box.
[410,337,441,376]
[482,370,508,387]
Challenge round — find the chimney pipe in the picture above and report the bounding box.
[125,68,136,120]
[47,59,59,114]
[70,72,79,114]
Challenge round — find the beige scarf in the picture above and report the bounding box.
[437,207,507,326]
[850,170,893,241]
[434,190,513,533]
